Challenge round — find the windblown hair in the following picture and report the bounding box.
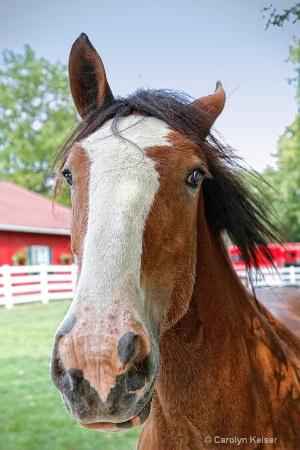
[53,89,280,269]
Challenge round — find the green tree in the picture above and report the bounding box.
[240,43,300,240]
[258,39,300,240]
[262,3,300,28]
[259,4,300,240]
[0,45,77,199]
[272,42,300,240]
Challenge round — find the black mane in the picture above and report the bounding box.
[54,88,280,269]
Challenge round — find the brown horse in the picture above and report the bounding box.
[51,33,300,449]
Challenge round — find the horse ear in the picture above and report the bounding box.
[192,82,226,130]
[69,33,114,120]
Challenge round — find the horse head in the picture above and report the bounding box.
[50,33,225,431]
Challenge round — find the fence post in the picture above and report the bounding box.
[289,265,296,285]
[3,264,13,309]
[40,264,49,304]
[71,264,77,296]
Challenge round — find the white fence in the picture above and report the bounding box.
[1,264,299,309]
[236,265,300,288]
[0,264,76,309]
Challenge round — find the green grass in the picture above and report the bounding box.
[0,300,140,450]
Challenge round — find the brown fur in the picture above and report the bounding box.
[141,131,209,332]
[65,145,90,271]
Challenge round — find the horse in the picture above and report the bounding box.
[51,33,300,449]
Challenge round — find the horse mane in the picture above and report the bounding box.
[53,88,280,270]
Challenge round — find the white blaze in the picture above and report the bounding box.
[76,115,171,308]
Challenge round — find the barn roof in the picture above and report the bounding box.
[0,181,71,235]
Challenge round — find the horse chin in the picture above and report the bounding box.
[79,396,153,432]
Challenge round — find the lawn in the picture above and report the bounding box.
[0,300,140,450]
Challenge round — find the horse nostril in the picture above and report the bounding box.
[118,332,139,366]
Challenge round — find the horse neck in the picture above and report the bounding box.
[139,198,300,448]
[160,196,257,356]
[159,203,256,376]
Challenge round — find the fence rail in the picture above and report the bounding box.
[1,264,300,309]
[0,264,76,309]
[236,265,300,288]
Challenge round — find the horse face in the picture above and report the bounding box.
[51,34,225,431]
[51,114,208,430]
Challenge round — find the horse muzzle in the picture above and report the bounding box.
[50,312,161,431]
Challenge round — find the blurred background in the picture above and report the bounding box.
[0,1,299,449]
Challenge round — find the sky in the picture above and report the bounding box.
[0,0,298,171]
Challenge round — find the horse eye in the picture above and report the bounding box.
[186,170,203,189]
[62,169,73,186]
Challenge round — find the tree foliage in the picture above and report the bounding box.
[258,37,300,240]
[0,45,77,199]
[262,3,300,28]
[257,4,300,240]
[271,41,300,241]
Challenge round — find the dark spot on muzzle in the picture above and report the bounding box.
[51,314,77,382]
[57,313,77,338]
[116,396,152,429]
[118,331,139,365]
[56,349,159,425]
[138,397,152,424]
[64,368,102,420]
[116,418,133,429]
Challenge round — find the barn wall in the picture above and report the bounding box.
[0,231,72,266]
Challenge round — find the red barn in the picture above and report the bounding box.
[0,181,72,266]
